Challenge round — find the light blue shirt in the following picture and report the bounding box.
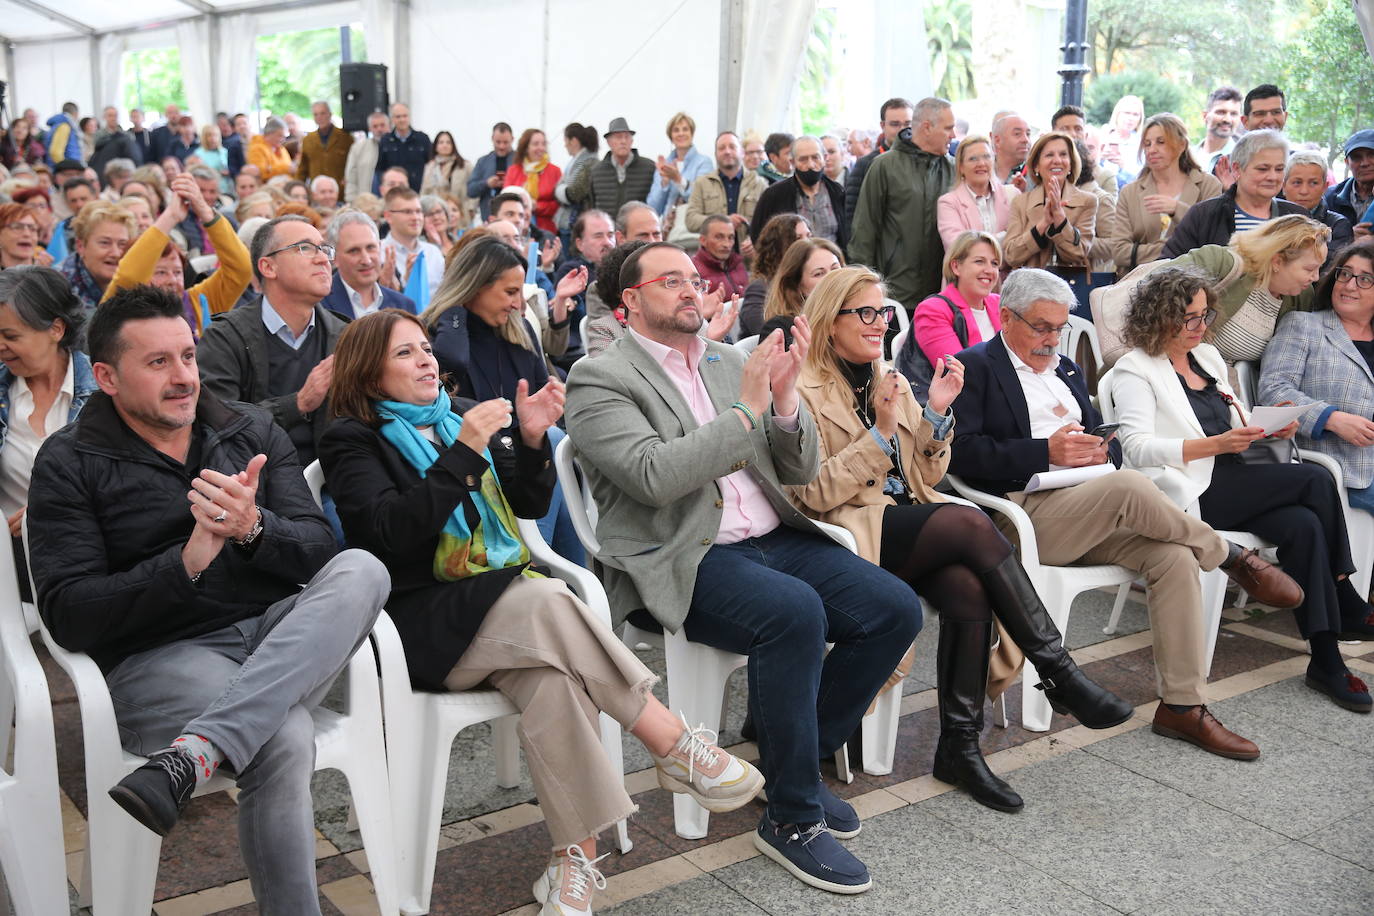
[260,296,317,350]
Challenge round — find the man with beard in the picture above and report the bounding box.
[749,135,848,250]
[1194,87,1243,176]
[566,241,920,895]
[28,283,386,913]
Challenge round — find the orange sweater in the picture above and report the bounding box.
[247,134,293,181]
[103,217,253,334]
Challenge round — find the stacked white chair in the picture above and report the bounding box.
[303,461,631,915]
[23,509,401,916]
[733,334,760,355]
[0,529,67,915]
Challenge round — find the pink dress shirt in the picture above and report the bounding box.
[628,326,791,544]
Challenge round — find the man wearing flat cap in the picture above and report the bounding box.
[569,116,657,216]
[1323,129,1374,240]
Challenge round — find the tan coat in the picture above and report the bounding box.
[685,169,767,243]
[788,368,1024,698]
[1003,182,1098,269]
[1107,168,1223,272]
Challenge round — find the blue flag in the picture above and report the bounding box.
[404,250,430,311]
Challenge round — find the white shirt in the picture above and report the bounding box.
[260,295,317,350]
[970,306,996,342]
[346,281,385,319]
[1003,333,1081,467]
[0,357,75,517]
[973,189,998,234]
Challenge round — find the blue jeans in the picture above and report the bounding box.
[537,426,585,566]
[682,525,921,825]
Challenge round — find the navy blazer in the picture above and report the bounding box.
[949,334,1121,497]
[320,271,417,322]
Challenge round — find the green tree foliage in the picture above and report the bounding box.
[122,48,185,115]
[925,0,975,101]
[1084,72,1188,126]
[800,7,839,135]
[256,27,366,119]
[1279,0,1374,156]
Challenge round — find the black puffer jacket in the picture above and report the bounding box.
[1161,184,1308,259]
[29,391,337,672]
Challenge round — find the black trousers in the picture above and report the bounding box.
[1199,461,1354,638]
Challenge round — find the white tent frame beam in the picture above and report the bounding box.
[7,0,95,37]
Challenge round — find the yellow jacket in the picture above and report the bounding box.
[103,217,253,334]
[247,134,293,181]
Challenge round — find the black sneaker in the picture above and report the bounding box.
[818,781,861,839]
[108,747,198,836]
[752,816,872,894]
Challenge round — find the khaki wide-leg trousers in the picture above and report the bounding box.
[444,577,657,848]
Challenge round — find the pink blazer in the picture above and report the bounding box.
[913,283,1002,367]
[936,182,1018,249]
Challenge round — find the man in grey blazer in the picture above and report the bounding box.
[566,242,920,895]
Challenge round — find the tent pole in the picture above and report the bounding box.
[717,0,743,132]
[394,0,411,104]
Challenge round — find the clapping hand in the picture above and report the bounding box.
[926,355,965,415]
[766,315,810,416]
[704,294,739,342]
[189,453,267,542]
[379,245,400,290]
[456,398,514,455]
[515,377,566,447]
[540,236,562,272]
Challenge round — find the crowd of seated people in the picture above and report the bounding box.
[3,83,1371,914]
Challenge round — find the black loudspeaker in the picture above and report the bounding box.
[340,63,389,131]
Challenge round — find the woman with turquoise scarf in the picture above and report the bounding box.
[319,310,762,916]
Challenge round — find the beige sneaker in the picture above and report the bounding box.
[652,716,765,812]
[532,845,609,916]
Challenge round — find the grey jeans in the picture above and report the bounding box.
[104,549,389,916]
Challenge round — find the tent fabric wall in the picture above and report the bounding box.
[176,18,214,130]
[214,12,261,121]
[408,0,722,171]
[13,39,93,120]
[734,0,817,136]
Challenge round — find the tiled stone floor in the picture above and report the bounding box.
[21,587,1374,915]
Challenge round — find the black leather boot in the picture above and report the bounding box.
[978,555,1134,729]
[932,617,1023,813]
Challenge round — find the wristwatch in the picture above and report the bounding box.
[232,508,264,549]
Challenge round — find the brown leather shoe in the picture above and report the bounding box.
[1223,548,1304,609]
[1151,704,1260,760]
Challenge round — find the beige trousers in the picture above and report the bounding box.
[443,577,657,848]
[1005,469,1230,706]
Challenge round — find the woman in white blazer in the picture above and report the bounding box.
[1111,266,1372,713]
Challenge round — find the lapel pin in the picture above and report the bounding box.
[706,354,721,362]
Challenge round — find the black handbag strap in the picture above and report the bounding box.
[932,294,969,348]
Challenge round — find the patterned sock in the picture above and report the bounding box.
[172,734,225,788]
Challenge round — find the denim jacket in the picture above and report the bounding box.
[0,350,98,451]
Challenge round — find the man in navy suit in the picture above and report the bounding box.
[321,210,417,321]
[948,268,1299,761]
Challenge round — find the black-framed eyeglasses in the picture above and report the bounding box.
[1336,267,1374,290]
[1181,308,1219,331]
[837,304,897,325]
[1007,309,1070,336]
[263,241,335,261]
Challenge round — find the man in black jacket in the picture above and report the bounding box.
[749,135,848,251]
[28,285,387,911]
[197,215,347,469]
[373,102,432,192]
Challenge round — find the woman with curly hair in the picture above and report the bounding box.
[1109,265,1372,713]
[739,213,810,336]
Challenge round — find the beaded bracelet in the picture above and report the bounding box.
[731,401,759,430]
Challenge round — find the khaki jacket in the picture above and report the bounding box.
[1004,183,1098,269]
[1108,169,1222,272]
[788,367,1024,698]
[685,169,767,243]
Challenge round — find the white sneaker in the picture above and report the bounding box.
[532,845,609,916]
[652,715,765,812]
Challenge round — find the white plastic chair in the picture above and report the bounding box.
[889,325,911,369]
[1059,314,1104,369]
[303,461,631,915]
[945,475,1136,731]
[733,334,760,355]
[23,511,402,916]
[884,298,910,362]
[0,527,67,915]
